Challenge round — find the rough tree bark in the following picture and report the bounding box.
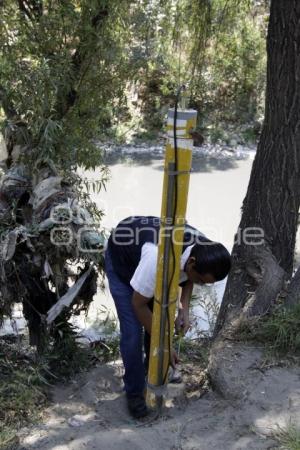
[215,0,300,335]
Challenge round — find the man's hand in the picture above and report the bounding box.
[171,348,179,368]
[175,308,190,335]
[176,280,193,335]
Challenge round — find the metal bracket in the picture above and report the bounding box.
[147,382,168,396]
[153,297,177,308]
[164,169,192,176]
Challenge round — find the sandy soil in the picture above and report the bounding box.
[18,352,295,450]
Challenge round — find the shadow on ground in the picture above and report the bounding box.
[19,357,280,450]
[103,149,243,173]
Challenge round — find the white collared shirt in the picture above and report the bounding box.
[130,242,193,298]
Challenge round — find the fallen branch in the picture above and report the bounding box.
[46,266,92,325]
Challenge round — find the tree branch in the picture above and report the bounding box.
[54,7,109,120]
[17,0,43,21]
[0,86,18,119]
[17,0,33,20]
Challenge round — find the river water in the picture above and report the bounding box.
[1,145,255,340]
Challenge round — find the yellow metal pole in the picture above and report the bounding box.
[147,108,197,408]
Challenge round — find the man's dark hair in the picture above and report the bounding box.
[190,237,231,281]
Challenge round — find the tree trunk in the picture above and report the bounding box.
[215,0,300,335]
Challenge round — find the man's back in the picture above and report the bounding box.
[107,215,204,284]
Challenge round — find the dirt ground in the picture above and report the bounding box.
[17,349,299,450]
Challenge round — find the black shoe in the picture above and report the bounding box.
[126,393,148,419]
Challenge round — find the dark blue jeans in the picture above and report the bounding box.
[105,249,148,394]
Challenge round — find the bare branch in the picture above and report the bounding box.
[17,0,43,20]
[17,0,34,20]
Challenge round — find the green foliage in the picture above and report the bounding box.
[0,0,268,148]
[44,311,119,378]
[0,0,132,168]
[85,304,120,361]
[0,331,119,447]
[238,304,300,355]
[0,428,18,450]
[273,425,300,450]
[205,4,266,125]
[122,0,267,140]
[0,315,121,447]
[91,336,120,362]
[174,335,210,366]
[46,321,92,378]
[241,126,260,143]
[0,339,49,448]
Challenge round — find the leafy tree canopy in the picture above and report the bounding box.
[0,0,133,169]
[0,0,268,160]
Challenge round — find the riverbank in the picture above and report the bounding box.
[99,141,257,163]
[15,340,300,450]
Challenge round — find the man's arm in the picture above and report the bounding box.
[132,290,179,367]
[176,280,193,334]
[132,291,152,334]
[180,280,194,309]
[132,280,193,335]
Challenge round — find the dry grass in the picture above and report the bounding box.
[0,331,121,449]
[236,304,300,356]
[0,339,49,449]
[273,425,300,450]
